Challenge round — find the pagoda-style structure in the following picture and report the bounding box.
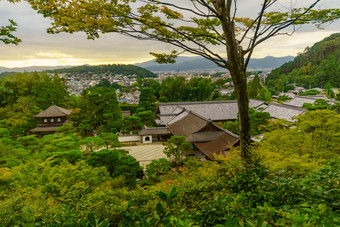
[31,105,72,135]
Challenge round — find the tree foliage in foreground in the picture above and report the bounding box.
[0,110,339,226]
[24,0,340,163]
[163,136,193,166]
[86,149,142,186]
[0,19,21,45]
[257,109,340,175]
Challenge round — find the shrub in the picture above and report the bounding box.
[146,158,171,181]
[86,149,142,186]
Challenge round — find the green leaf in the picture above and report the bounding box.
[87,213,96,226]
[169,186,179,199]
[156,203,164,215]
[157,191,168,202]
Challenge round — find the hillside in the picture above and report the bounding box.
[136,56,294,72]
[49,64,157,78]
[0,65,73,73]
[267,33,340,89]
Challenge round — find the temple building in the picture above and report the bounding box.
[31,105,72,135]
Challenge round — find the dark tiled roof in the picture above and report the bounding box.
[157,99,266,125]
[262,103,306,122]
[249,99,266,108]
[31,126,62,132]
[194,132,239,160]
[283,95,329,107]
[35,105,72,117]
[167,111,207,137]
[166,111,239,160]
[187,131,224,142]
[138,126,170,135]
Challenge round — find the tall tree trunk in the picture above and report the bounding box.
[232,68,252,162]
[223,19,252,164]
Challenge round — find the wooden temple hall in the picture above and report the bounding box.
[138,109,239,161]
[31,105,72,136]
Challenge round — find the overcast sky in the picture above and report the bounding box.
[0,0,339,68]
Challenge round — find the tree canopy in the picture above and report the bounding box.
[0,19,21,45]
[267,33,340,89]
[24,0,340,163]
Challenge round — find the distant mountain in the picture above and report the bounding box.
[267,33,340,88]
[50,64,157,78]
[135,56,294,72]
[0,65,73,73]
[0,64,157,78]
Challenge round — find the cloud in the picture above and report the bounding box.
[0,0,339,67]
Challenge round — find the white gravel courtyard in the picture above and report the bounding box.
[120,144,167,167]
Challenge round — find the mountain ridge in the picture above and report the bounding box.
[136,56,295,72]
[266,33,340,89]
[0,56,294,74]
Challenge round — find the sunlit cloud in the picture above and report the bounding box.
[0,1,339,68]
[0,58,149,68]
[36,52,73,58]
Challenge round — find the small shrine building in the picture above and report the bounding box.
[31,105,72,135]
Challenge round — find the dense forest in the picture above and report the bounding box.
[49,64,157,78]
[1,109,339,226]
[0,69,339,226]
[266,33,340,91]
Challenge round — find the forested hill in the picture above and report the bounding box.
[267,33,340,89]
[49,64,157,78]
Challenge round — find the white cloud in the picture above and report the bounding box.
[0,0,339,67]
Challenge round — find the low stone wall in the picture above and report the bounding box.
[118,135,141,143]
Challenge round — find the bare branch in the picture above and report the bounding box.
[253,0,321,48]
[244,0,269,68]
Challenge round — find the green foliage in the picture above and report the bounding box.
[79,136,105,154]
[223,108,271,136]
[55,123,76,135]
[39,134,79,154]
[267,33,340,88]
[283,84,295,92]
[74,86,122,135]
[222,120,240,135]
[150,51,178,64]
[299,89,320,96]
[163,136,193,166]
[0,128,10,138]
[136,110,156,127]
[0,72,69,136]
[0,139,29,168]
[119,103,138,115]
[86,149,141,186]
[121,116,143,134]
[98,133,121,150]
[302,99,340,114]
[247,76,272,102]
[257,109,340,175]
[51,149,83,165]
[0,19,21,45]
[277,94,291,102]
[138,87,154,112]
[0,159,127,225]
[336,92,340,101]
[1,3,340,225]
[158,76,214,102]
[146,158,171,181]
